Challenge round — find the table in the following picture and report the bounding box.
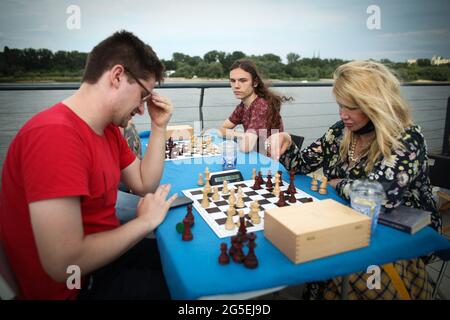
[151,139,450,300]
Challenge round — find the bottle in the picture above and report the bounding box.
[220,141,237,171]
[349,179,385,234]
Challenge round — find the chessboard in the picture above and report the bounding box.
[182,179,319,238]
[165,136,221,161]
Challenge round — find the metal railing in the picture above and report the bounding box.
[1,82,449,152]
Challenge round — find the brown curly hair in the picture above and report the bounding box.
[230,59,293,131]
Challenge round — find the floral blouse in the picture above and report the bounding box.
[279,121,441,231]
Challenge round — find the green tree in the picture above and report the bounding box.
[286,53,300,65]
[195,62,223,78]
[417,59,431,67]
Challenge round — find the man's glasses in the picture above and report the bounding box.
[124,67,152,102]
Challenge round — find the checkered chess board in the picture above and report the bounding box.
[165,140,221,161]
[182,179,319,238]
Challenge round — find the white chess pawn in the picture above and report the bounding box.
[236,210,245,227]
[222,181,229,195]
[229,189,236,207]
[250,202,261,224]
[212,186,220,201]
[236,193,245,209]
[201,189,210,208]
[204,178,211,194]
[225,207,235,230]
[273,180,280,196]
[252,168,257,180]
[319,176,328,195]
[197,173,204,186]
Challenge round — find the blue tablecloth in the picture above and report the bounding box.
[150,135,450,299]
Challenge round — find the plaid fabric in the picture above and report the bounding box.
[306,258,432,300]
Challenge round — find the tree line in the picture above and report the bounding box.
[1,46,449,82]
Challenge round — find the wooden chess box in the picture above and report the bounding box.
[166,125,194,140]
[264,199,371,264]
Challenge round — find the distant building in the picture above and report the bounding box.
[407,59,417,65]
[431,55,450,65]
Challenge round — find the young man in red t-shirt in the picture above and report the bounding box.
[218,59,292,153]
[0,31,177,299]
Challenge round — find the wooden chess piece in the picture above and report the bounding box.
[212,186,220,201]
[236,193,245,209]
[197,173,204,186]
[232,237,245,263]
[319,176,328,195]
[244,233,258,269]
[252,168,257,180]
[225,207,235,230]
[222,180,229,195]
[204,167,210,180]
[182,218,193,241]
[201,189,210,208]
[257,171,265,185]
[218,243,230,265]
[250,201,261,224]
[185,204,194,226]
[229,188,236,206]
[276,191,287,207]
[252,177,262,190]
[272,180,280,196]
[237,211,248,243]
[288,191,297,203]
[229,236,237,257]
[311,174,319,191]
[204,178,211,194]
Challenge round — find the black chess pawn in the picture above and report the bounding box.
[288,191,297,203]
[229,236,237,257]
[185,204,194,226]
[237,215,248,243]
[181,218,193,241]
[276,191,287,207]
[252,178,262,190]
[244,233,258,269]
[218,243,230,265]
[277,170,284,186]
[232,237,245,263]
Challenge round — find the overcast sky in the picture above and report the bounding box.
[0,0,449,62]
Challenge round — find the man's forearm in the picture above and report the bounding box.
[140,125,166,193]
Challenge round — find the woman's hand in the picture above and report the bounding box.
[328,178,343,189]
[265,132,293,160]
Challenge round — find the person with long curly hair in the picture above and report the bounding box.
[218,59,292,153]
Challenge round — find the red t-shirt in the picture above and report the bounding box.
[0,103,135,299]
[228,97,284,137]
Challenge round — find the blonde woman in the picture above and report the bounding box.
[266,60,440,300]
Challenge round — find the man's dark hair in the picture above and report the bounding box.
[82,30,164,84]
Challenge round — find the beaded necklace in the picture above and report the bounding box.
[348,137,372,163]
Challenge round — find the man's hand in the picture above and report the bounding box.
[136,184,177,232]
[265,132,293,160]
[147,92,173,130]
